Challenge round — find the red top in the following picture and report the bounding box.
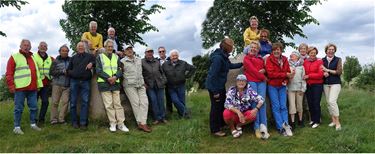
[243,54,266,82]
[6,50,38,92]
[303,58,324,85]
[265,54,291,87]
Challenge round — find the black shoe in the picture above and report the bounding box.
[72,123,79,129]
[290,122,296,130]
[298,120,305,127]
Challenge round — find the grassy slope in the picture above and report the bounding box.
[0,88,374,152]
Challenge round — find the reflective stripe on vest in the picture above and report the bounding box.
[97,53,120,83]
[33,53,52,80]
[12,53,43,89]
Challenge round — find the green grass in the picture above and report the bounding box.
[0,88,374,152]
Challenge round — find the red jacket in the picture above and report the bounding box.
[6,51,38,92]
[265,54,291,87]
[303,58,324,85]
[243,54,266,82]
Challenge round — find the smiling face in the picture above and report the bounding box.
[108,30,115,38]
[290,54,299,62]
[124,47,134,57]
[250,19,258,29]
[105,41,114,54]
[77,42,85,53]
[326,46,336,58]
[20,40,31,52]
[249,43,259,56]
[272,47,282,58]
[38,42,48,53]
[59,46,69,58]
[236,80,247,90]
[308,49,317,59]
[158,47,166,59]
[90,25,97,34]
[299,46,307,56]
[145,50,154,59]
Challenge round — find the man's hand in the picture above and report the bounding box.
[9,87,15,93]
[86,63,93,70]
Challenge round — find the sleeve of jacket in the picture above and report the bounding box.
[301,67,307,92]
[209,55,222,77]
[95,55,111,81]
[229,62,243,69]
[308,60,324,79]
[49,60,63,77]
[243,28,251,46]
[5,56,16,91]
[90,54,96,67]
[67,56,74,76]
[185,61,196,78]
[243,56,265,80]
[265,58,287,79]
[224,87,236,109]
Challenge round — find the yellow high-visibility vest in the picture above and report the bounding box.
[97,53,120,83]
[12,53,43,89]
[33,53,52,80]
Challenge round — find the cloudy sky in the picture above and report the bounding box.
[0,0,374,75]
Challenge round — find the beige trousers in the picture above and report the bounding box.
[101,90,125,125]
[288,91,304,114]
[323,84,341,116]
[50,85,70,122]
[124,86,149,125]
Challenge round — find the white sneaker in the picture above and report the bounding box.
[117,124,129,132]
[312,123,320,128]
[335,125,342,131]
[282,123,293,136]
[260,124,270,139]
[309,121,314,125]
[328,122,336,127]
[13,127,24,135]
[30,124,41,131]
[109,124,116,132]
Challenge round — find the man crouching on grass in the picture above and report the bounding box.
[6,39,43,135]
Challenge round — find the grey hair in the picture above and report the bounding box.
[58,44,69,52]
[20,39,30,46]
[169,49,179,57]
[104,39,114,47]
[89,21,97,28]
[107,27,115,33]
[39,41,48,47]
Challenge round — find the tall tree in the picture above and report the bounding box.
[343,56,362,84]
[0,0,28,37]
[60,0,164,50]
[355,63,375,91]
[201,0,320,54]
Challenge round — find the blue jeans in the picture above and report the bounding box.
[268,85,288,130]
[249,81,267,130]
[70,79,90,126]
[146,87,165,121]
[14,91,38,127]
[168,84,186,116]
[37,86,49,122]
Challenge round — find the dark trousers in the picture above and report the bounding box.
[165,85,173,113]
[208,90,226,133]
[70,79,90,126]
[306,84,323,124]
[38,86,49,122]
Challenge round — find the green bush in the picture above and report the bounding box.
[0,75,13,102]
[355,63,375,92]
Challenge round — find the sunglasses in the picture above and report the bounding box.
[158,50,165,53]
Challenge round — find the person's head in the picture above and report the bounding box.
[220,37,234,53]
[59,44,69,58]
[290,51,301,62]
[307,46,318,59]
[144,47,154,59]
[19,39,31,52]
[298,43,308,56]
[169,49,179,62]
[89,21,98,34]
[259,29,270,41]
[249,41,260,56]
[124,45,134,58]
[249,16,259,29]
[38,41,48,53]
[272,42,284,58]
[107,27,115,39]
[325,43,337,58]
[104,39,114,54]
[76,41,85,53]
[236,74,248,90]
[158,46,166,59]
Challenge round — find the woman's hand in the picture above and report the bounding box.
[237,112,246,123]
[250,109,258,119]
[259,69,266,74]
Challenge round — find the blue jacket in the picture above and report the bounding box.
[259,40,272,57]
[205,48,243,93]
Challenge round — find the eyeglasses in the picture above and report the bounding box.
[159,50,165,53]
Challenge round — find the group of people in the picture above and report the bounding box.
[206,16,343,138]
[5,21,195,135]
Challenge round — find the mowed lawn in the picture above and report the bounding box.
[0,88,374,153]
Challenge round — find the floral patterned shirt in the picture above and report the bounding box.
[224,84,264,112]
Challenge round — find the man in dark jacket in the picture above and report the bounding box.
[142,47,167,125]
[205,38,243,136]
[162,49,195,118]
[157,46,173,114]
[49,44,71,124]
[104,27,123,58]
[67,41,96,129]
